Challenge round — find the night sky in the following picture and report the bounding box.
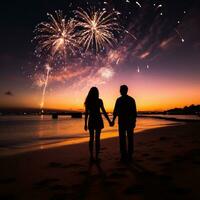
[0,0,200,111]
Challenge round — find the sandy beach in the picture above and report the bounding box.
[0,122,200,200]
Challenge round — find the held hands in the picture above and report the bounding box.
[110,121,115,127]
[109,119,114,127]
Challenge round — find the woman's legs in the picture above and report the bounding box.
[89,129,94,160]
[95,129,101,160]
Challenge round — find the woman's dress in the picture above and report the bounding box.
[88,99,104,130]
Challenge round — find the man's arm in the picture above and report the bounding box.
[112,99,119,125]
[133,99,137,118]
[84,106,89,131]
[133,99,137,127]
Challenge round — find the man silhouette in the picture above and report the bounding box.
[111,85,137,162]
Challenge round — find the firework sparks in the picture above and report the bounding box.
[98,67,114,79]
[136,1,142,8]
[137,66,140,73]
[33,11,79,109]
[75,8,120,52]
[34,11,78,58]
[124,30,137,40]
[30,1,189,110]
[140,51,150,59]
[156,4,163,9]
[116,58,120,65]
[175,28,185,43]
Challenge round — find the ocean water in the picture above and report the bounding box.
[0,115,182,156]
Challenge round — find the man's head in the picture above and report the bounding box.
[120,85,128,96]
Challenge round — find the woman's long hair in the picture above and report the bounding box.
[85,87,99,110]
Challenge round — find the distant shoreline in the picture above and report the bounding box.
[137,115,200,122]
[1,113,200,122]
[1,104,200,116]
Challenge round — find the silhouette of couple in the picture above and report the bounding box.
[84,85,137,163]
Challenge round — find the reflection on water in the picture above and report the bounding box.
[0,115,181,156]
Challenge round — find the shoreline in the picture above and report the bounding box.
[0,119,182,157]
[138,115,200,122]
[0,122,200,199]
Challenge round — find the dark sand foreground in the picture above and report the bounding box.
[0,122,200,200]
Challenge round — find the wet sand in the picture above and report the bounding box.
[0,122,200,200]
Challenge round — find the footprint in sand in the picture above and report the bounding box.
[64,163,83,168]
[160,136,169,141]
[173,144,183,148]
[159,162,171,168]
[48,162,83,169]
[79,170,89,176]
[138,142,145,145]
[142,153,150,157]
[33,178,59,189]
[0,177,16,184]
[104,180,120,186]
[154,150,164,153]
[134,158,143,162]
[48,162,66,168]
[124,184,145,195]
[108,172,127,179]
[170,186,192,195]
[0,194,16,200]
[148,156,161,161]
[50,184,68,191]
[116,167,127,171]
[191,149,200,156]
[192,160,200,165]
[67,184,81,191]
[172,155,184,163]
[159,175,173,183]
[50,193,68,200]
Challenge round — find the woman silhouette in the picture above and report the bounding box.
[84,87,111,161]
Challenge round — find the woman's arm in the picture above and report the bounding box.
[84,107,89,131]
[100,100,111,124]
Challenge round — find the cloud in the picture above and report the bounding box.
[4,91,13,96]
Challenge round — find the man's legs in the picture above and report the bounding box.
[119,126,127,160]
[127,127,134,160]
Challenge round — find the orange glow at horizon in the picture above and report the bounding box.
[36,78,200,112]
[1,70,200,112]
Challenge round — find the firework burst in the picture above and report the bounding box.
[33,11,78,109]
[75,8,120,52]
[34,10,78,58]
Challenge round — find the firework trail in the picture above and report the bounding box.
[40,64,51,109]
[75,8,120,52]
[33,11,78,109]
[124,30,137,40]
[136,1,142,8]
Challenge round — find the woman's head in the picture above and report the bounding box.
[85,87,99,108]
